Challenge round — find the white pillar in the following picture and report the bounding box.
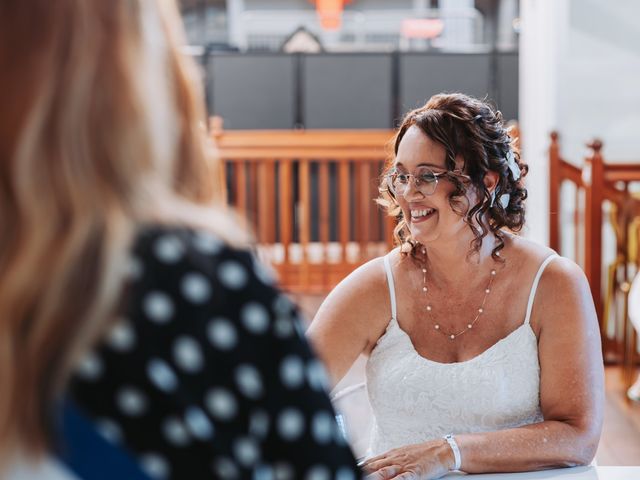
[226,0,246,49]
[518,0,568,246]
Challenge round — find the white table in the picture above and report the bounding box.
[443,466,640,479]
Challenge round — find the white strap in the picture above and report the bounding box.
[383,254,397,321]
[524,254,558,325]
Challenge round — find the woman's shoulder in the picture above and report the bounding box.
[128,224,277,305]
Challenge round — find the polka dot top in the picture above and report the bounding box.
[68,226,361,480]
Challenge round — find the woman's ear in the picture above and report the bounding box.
[483,170,500,194]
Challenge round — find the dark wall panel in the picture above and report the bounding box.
[399,53,492,118]
[497,52,519,121]
[208,54,295,129]
[303,54,393,129]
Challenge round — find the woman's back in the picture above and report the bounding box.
[68,225,359,479]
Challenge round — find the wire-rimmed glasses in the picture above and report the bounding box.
[385,166,469,196]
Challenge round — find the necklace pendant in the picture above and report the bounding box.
[434,324,440,330]
[450,334,455,340]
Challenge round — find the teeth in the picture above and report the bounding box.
[411,208,435,218]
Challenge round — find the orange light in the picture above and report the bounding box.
[312,0,351,31]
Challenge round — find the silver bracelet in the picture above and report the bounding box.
[443,434,462,471]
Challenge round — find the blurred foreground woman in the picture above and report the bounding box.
[0,1,360,478]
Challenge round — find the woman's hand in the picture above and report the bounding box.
[361,439,455,479]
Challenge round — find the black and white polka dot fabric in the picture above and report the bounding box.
[69,226,361,480]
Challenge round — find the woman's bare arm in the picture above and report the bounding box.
[307,256,392,387]
[456,257,604,472]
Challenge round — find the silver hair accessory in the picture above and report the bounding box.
[506,150,521,181]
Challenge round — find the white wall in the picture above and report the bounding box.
[519,0,640,247]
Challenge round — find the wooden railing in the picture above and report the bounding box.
[549,132,640,374]
[211,118,395,293]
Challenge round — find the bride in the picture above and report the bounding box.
[308,93,604,479]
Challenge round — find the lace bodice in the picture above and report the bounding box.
[365,254,557,456]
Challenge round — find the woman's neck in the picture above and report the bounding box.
[416,234,502,288]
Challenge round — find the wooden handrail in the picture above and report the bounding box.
[212,118,395,293]
[549,132,640,367]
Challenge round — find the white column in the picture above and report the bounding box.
[226,0,246,49]
[518,0,568,246]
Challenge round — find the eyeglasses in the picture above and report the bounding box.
[385,166,470,196]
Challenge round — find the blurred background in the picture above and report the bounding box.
[178,0,640,464]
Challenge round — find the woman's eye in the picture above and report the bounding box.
[418,173,437,183]
[396,174,410,183]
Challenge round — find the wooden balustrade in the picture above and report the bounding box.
[549,132,640,371]
[211,118,396,293]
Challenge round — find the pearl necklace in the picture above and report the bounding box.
[418,248,497,340]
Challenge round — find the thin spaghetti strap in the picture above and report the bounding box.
[524,254,559,325]
[383,254,397,321]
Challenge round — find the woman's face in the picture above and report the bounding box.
[393,125,471,246]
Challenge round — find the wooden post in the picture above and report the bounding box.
[549,131,561,252]
[584,139,605,340]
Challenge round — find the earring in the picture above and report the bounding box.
[489,191,496,208]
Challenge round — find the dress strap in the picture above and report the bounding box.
[524,254,559,325]
[383,254,397,321]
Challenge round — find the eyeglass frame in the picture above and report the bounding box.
[384,166,471,196]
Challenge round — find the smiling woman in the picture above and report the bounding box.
[308,93,604,479]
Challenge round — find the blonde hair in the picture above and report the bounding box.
[0,0,245,463]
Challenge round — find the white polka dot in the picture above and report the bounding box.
[233,436,260,467]
[143,292,174,324]
[76,352,103,381]
[273,462,294,480]
[106,320,135,352]
[208,317,238,350]
[306,360,329,392]
[212,456,239,479]
[249,409,270,438]
[162,417,190,446]
[218,260,248,290]
[273,316,295,338]
[205,388,238,421]
[184,406,214,440]
[241,302,270,334]
[140,453,170,479]
[277,408,305,441]
[181,272,211,304]
[272,295,293,315]
[279,355,305,389]
[253,464,274,480]
[147,358,178,392]
[153,235,184,264]
[173,336,204,373]
[193,232,223,254]
[116,387,147,416]
[95,418,123,443]
[126,255,144,280]
[311,411,333,444]
[336,467,356,480]
[235,364,264,399]
[305,465,330,480]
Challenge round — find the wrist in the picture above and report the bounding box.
[442,434,462,471]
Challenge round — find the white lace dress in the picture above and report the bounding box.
[365,254,557,456]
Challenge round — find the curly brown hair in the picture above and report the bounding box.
[378,93,528,259]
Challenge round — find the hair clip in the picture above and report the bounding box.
[506,150,521,181]
[499,193,511,208]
